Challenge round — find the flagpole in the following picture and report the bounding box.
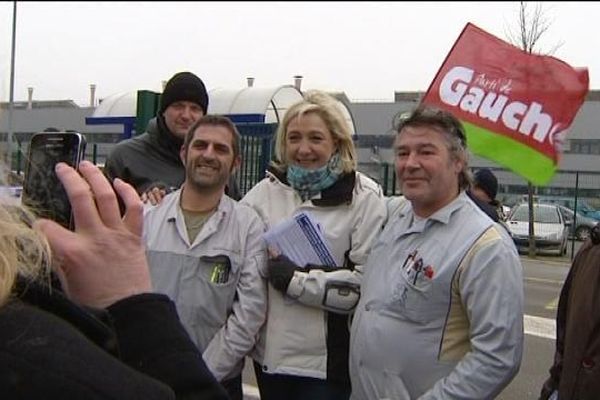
[6,1,17,169]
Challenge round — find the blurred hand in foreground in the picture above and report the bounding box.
[34,160,152,309]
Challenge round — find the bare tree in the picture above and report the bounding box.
[504,2,562,258]
[505,2,564,55]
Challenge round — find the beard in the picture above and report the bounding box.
[185,159,230,192]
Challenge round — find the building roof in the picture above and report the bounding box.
[0,99,81,109]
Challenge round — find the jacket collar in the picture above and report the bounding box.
[146,116,184,163]
[159,188,234,247]
[266,165,356,207]
[164,188,233,222]
[399,191,470,226]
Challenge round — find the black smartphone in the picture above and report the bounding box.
[22,132,87,229]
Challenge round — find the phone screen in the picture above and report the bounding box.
[22,132,86,228]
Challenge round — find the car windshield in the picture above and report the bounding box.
[512,206,561,223]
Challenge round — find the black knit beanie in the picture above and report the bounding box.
[159,72,209,115]
[474,168,498,200]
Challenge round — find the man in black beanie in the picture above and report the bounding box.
[104,71,241,201]
[158,71,209,118]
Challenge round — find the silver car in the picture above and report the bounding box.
[506,203,569,256]
[557,205,598,241]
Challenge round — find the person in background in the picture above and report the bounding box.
[539,224,600,400]
[1,160,228,399]
[468,167,505,221]
[143,115,267,400]
[349,106,523,399]
[241,90,387,400]
[104,71,240,203]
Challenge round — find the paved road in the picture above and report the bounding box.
[498,256,571,399]
[243,249,577,399]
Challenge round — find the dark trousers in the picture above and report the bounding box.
[221,374,243,400]
[253,361,350,400]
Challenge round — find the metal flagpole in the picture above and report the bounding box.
[6,1,17,168]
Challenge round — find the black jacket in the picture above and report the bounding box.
[104,117,241,200]
[467,190,499,222]
[0,280,229,400]
[540,236,600,400]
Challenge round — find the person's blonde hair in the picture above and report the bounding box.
[272,90,357,173]
[0,199,50,306]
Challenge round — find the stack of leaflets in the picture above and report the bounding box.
[263,211,337,268]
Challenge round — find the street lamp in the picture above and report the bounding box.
[6,1,17,169]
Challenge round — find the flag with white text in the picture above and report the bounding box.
[421,22,589,185]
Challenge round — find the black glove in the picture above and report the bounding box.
[268,255,301,293]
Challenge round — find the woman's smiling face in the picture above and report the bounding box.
[285,112,337,170]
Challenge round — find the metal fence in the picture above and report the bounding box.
[11,130,600,204]
[235,123,277,195]
[362,161,600,259]
[359,163,600,208]
[9,125,278,197]
[8,129,600,260]
[10,132,122,175]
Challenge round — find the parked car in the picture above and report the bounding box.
[538,196,600,221]
[506,203,569,256]
[557,205,598,241]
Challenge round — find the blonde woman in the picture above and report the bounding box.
[0,161,227,399]
[241,91,387,400]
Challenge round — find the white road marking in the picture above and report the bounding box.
[243,383,261,399]
[545,297,559,310]
[524,314,556,340]
[524,276,563,285]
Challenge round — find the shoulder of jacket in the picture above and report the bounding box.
[473,224,504,249]
[112,134,149,153]
[452,224,513,286]
[355,171,383,196]
[251,175,287,195]
[107,138,130,157]
[231,200,262,221]
[144,191,177,219]
[385,195,407,217]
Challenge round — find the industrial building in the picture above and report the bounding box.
[1,83,599,203]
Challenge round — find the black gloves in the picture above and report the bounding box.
[268,255,301,293]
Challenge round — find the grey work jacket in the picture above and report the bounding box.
[350,192,524,399]
[143,189,268,381]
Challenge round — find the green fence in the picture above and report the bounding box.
[8,124,277,197]
[10,126,600,263]
[10,128,392,196]
[235,123,277,196]
[13,129,600,207]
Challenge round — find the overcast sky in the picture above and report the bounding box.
[0,1,598,106]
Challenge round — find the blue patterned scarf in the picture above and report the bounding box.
[287,153,343,201]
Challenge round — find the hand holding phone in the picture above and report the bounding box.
[22,131,86,229]
[33,161,152,308]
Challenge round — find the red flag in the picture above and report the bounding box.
[421,23,589,185]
